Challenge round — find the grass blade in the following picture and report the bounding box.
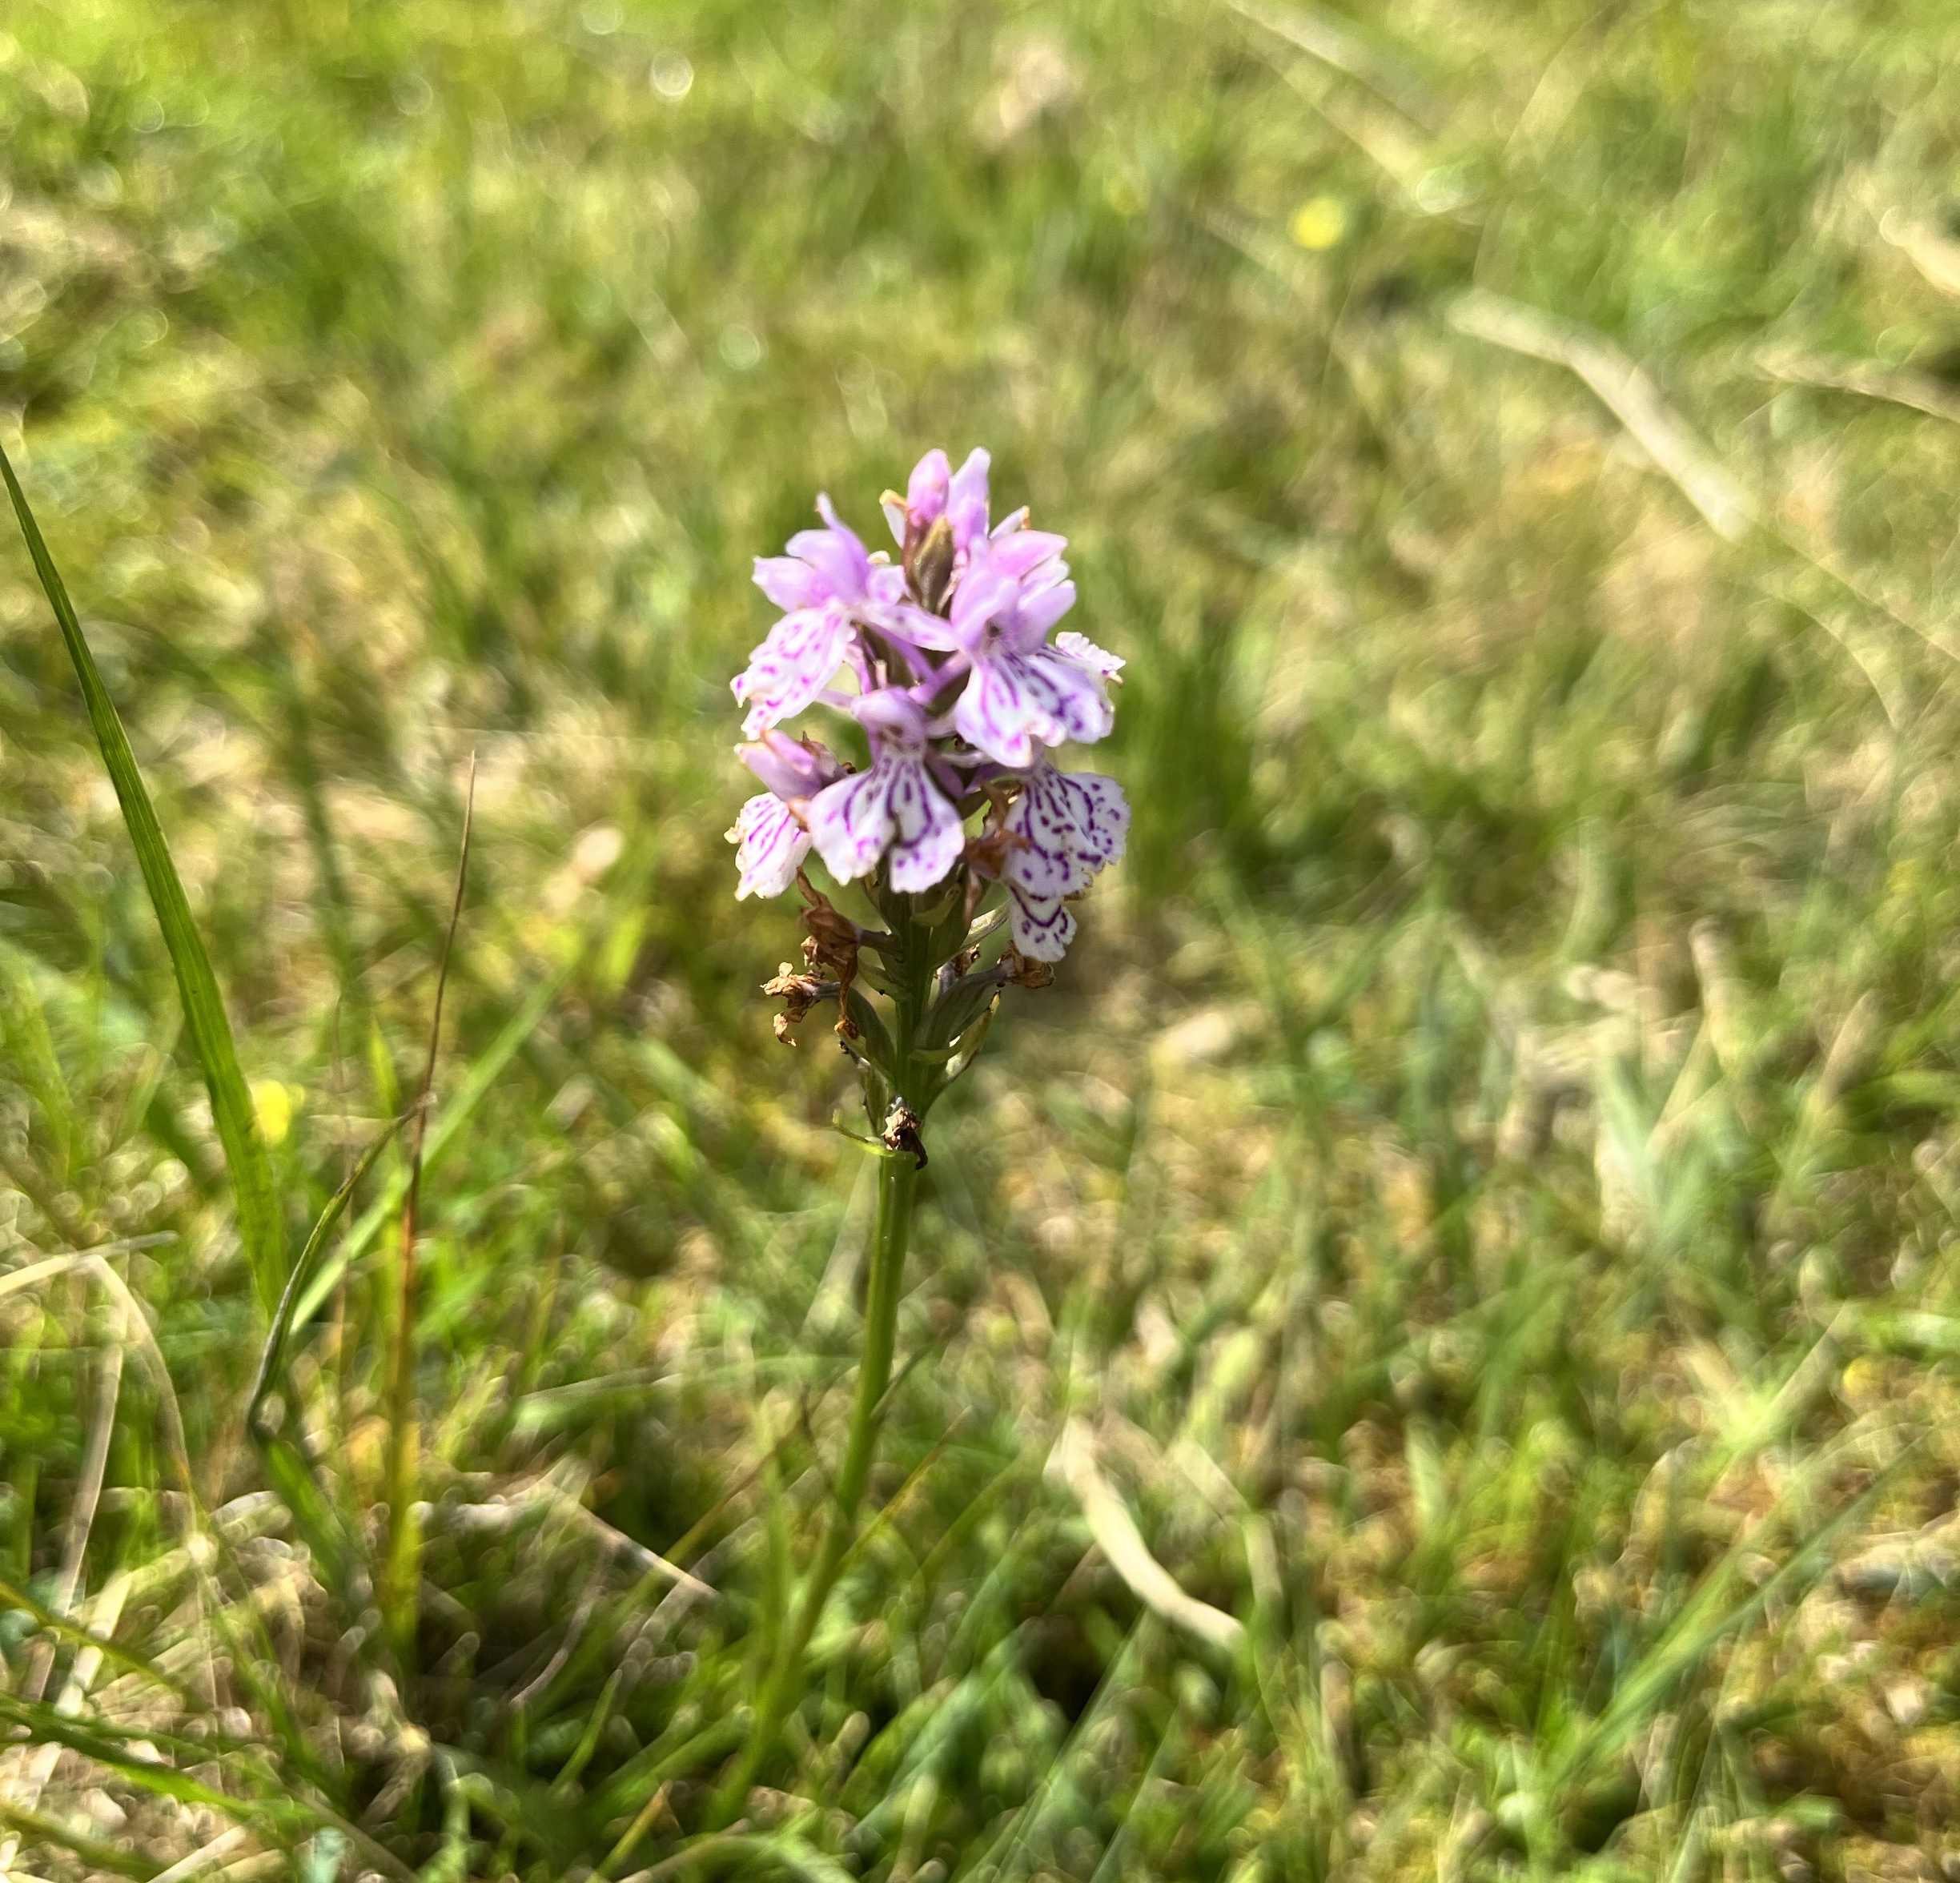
[290,958,575,1325]
[0,443,285,1311]
[247,1111,409,1592]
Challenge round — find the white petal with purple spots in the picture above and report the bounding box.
[729,793,811,900]
[953,644,1115,767]
[1008,885,1076,962]
[1004,763,1130,898]
[805,754,966,892]
[731,604,854,736]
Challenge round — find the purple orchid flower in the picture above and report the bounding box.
[732,449,1124,992]
[1002,757,1131,898]
[908,538,1116,768]
[734,496,910,736]
[805,690,967,893]
[725,731,847,901]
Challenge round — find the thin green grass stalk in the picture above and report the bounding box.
[382,758,475,1668]
[247,1112,408,1597]
[0,442,285,1311]
[714,1145,918,1821]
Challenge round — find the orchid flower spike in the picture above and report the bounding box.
[729,448,1127,1152]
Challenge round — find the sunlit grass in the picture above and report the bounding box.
[6,0,1960,1877]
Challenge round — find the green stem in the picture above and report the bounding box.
[713,1143,917,1820]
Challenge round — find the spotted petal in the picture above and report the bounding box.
[729,793,810,900]
[883,760,967,892]
[1005,764,1130,897]
[953,644,1115,767]
[805,755,965,891]
[1008,885,1076,962]
[732,604,853,736]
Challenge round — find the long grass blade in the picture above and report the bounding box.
[0,444,285,1311]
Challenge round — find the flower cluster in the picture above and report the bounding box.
[729,448,1127,962]
[727,449,1127,1147]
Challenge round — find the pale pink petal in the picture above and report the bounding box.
[1002,576,1076,649]
[948,557,1021,646]
[729,793,810,900]
[906,449,951,524]
[737,729,842,800]
[753,555,826,612]
[732,604,854,735]
[946,448,991,552]
[989,530,1068,580]
[806,764,897,883]
[890,602,962,652]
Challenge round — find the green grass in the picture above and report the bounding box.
[6,0,1960,1877]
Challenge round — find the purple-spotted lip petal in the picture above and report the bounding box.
[729,792,812,900]
[733,603,857,737]
[1003,761,1130,897]
[950,640,1114,767]
[805,748,965,891]
[1007,885,1076,962]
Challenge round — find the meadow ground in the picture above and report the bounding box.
[6,2,1960,1878]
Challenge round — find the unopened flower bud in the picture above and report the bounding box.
[738,729,844,801]
[906,512,957,615]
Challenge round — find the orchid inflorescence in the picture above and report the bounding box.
[727,447,1127,1154]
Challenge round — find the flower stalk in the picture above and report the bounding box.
[718,1139,916,1820]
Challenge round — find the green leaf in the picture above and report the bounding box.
[917,975,1001,1054]
[0,444,285,1311]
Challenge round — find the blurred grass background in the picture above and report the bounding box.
[6,0,1960,1877]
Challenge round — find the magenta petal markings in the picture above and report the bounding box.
[730,793,813,901]
[1006,886,1077,962]
[729,452,1126,971]
[805,693,965,893]
[944,543,1115,769]
[1003,759,1131,898]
